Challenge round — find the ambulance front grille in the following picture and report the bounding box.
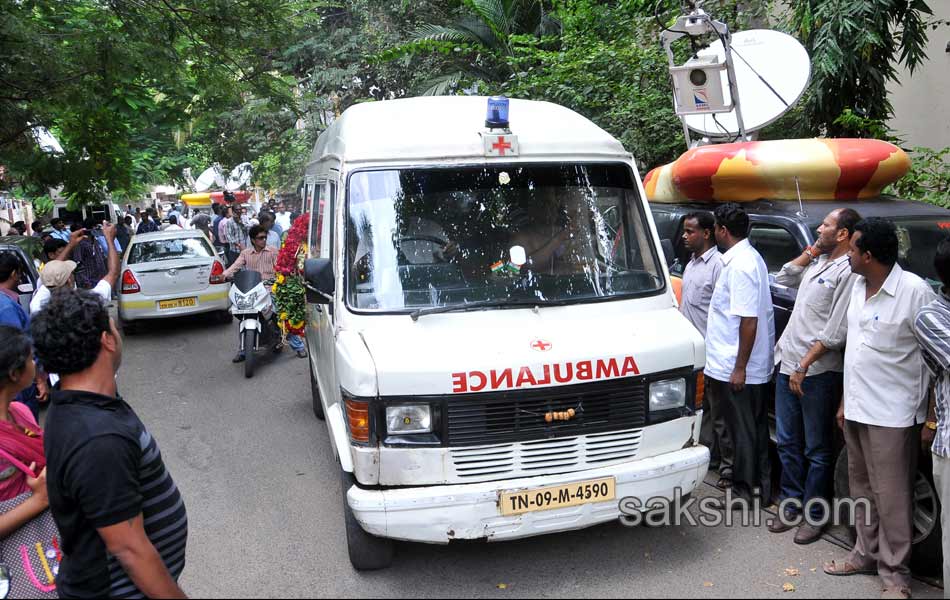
[449,428,644,480]
[444,376,648,446]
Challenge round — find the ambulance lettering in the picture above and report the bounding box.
[451,357,640,394]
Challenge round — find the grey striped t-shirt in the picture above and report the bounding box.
[45,391,188,598]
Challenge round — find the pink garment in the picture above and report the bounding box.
[0,403,44,501]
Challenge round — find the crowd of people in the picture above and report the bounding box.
[681,203,950,599]
[0,197,303,597]
[6,197,950,598]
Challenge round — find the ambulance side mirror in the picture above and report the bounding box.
[660,239,675,269]
[304,258,334,304]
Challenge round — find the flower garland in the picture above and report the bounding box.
[272,213,310,336]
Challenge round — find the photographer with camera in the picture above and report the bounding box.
[73,219,108,290]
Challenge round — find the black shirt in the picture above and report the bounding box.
[44,390,188,599]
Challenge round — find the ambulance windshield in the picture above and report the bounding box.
[345,164,664,312]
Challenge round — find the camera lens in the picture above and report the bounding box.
[689,69,708,87]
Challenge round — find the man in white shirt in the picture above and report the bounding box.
[165,215,184,231]
[679,211,730,485]
[30,223,120,398]
[801,219,934,598]
[274,201,292,232]
[705,203,775,502]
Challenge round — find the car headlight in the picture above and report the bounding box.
[386,405,432,435]
[649,378,687,412]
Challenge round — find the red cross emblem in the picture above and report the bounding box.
[531,339,553,352]
[492,136,513,156]
[485,133,518,157]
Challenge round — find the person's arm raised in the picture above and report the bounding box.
[100,222,121,289]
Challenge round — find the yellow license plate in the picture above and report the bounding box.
[498,477,616,516]
[158,297,197,310]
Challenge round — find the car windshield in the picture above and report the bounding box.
[345,164,664,312]
[128,238,213,264]
[895,218,950,289]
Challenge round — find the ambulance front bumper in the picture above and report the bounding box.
[345,445,710,544]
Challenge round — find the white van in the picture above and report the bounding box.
[302,97,709,569]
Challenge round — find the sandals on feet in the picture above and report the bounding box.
[823,560,876,577]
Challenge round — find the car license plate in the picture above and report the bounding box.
[158,297,197,310]
[498,477,616,516]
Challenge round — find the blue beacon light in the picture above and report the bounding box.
[485,96,510,129]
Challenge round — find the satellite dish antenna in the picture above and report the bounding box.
[684,30,811,139]
[194,165,223,192]
[226,162,253,191]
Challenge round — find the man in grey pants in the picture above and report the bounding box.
[808,219,934,599]
[913,236,950,599]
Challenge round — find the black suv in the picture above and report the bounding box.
[651,197,949,576]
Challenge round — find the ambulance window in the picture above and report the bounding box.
[345,164,665,312]
[309,182,323,258]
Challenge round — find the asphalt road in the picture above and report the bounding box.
[117,314,943,599]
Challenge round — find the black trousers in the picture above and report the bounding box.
[707,377,772,501]
[700,383,734,477]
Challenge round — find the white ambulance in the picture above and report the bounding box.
[302,96,709,569]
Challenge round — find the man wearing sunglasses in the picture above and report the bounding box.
[223,225,308,359]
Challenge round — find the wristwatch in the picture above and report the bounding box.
[803,248,816,259]
[927,421,939,431]
[794,362,808,374]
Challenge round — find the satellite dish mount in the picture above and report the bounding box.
[661,0,748,148]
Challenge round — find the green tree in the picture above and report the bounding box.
[501,0,681,169]
[389,0,561,95]
[0,0,312,204]
[787,0,940,137]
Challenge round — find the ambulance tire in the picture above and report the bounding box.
[341,472,393,570]
[309,357,325,421]
[834,446,942,577]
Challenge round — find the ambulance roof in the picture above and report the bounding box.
[309,96,629,166]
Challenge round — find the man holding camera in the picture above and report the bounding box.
[73,219,108,290]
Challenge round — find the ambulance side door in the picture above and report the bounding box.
[310,175,339,412]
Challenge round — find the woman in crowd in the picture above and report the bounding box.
[0,326,48,537]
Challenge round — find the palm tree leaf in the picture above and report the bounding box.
[418,72,464,96]
[465,0,511,36]
[411,24,484,45]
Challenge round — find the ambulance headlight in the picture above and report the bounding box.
[649,378,687,412]
[386,405,433,435]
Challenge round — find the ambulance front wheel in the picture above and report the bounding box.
[341,471,394,570]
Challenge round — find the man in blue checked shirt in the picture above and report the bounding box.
[913,236,950,596]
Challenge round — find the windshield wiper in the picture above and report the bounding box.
[410,298,569,321]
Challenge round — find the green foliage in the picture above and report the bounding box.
[786,0,938,137]
[887,147,950,207]
[30,195,55,218]
[500,1,682,170]
[387,0,562,95]
[0,0,316,202]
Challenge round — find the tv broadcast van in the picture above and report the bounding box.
[302,96,709,569]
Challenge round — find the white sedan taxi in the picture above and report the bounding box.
[118,230,231,331]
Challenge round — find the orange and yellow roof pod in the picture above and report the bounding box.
[644,138,911,203]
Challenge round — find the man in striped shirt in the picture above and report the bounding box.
[223,224,278,281]
[224,225,308,360]
[913,236,950,593]
[32,289,188,599]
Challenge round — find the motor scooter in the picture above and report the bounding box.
[229,270,282,378]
